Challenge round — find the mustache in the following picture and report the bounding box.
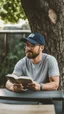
[26,50,33,53]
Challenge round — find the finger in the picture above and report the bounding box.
[13,84,24,92]
[27,84,35,90]
[27,83,32,86]
[13,86,18,92]
[14,84,24,89]
[13,86,24,92]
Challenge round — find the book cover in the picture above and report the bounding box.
[6,74,33,86]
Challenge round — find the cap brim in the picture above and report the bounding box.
[21,38,27,42]
[21,38,38,44]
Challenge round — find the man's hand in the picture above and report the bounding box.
[10,83,24,92]
[27,81,40,91]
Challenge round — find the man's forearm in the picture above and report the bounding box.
[41,82,59,90]
[6,80,14,91]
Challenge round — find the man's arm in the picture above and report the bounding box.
[27,76,59,91]
[6,80,24,92]
[6,80,14,91]
[41,76,59,90]
[42,55,60,90]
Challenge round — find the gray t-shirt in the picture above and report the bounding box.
[13,53,60,84]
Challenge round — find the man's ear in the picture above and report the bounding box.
[40,46,44,51]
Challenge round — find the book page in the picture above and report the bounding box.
[6,74,33,86]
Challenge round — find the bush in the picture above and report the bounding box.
[0,41,25,87]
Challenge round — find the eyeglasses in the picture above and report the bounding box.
[25,44,40,49]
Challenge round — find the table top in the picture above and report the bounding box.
[0,88,63,101]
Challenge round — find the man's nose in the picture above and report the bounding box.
[26,45,31,49]
[26,46,31,51]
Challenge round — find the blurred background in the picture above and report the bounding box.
[0,0,31,87]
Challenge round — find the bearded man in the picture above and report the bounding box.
[6,33,60,92]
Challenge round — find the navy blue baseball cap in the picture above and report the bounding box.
[21,33,45,45]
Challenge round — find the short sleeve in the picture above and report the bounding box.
[13,57,26,76]
[48,56,60,77]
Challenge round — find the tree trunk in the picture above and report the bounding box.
[21,0,64,89]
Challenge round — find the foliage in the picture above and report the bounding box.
[0,0,26,23]
[0,41,25,86]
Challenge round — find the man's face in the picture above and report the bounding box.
[25,41,41,59]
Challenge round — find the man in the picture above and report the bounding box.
[6,33,60,92]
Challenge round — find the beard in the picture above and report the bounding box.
[25,49,40,59]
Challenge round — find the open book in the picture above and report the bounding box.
[6,74,33,86]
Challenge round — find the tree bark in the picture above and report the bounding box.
[21,0,64,89]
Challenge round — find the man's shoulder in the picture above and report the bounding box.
[16,56,30,64]
[42,53,57,62]
[15,56,27,65]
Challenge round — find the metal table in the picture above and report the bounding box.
[0,88,63,103]
[0,88,64,113]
